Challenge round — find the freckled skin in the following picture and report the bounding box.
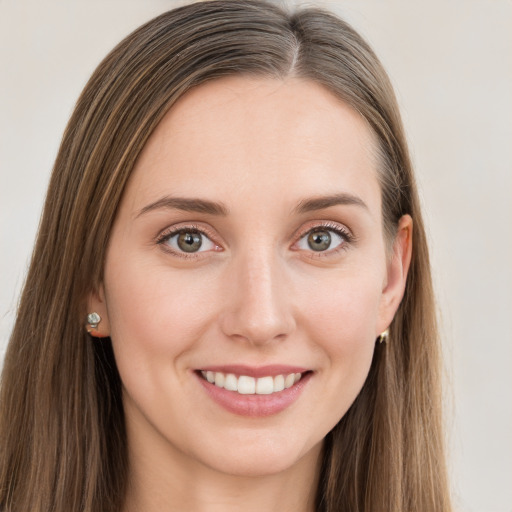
[90,76,412,510]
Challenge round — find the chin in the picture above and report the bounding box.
[191,433,324,478]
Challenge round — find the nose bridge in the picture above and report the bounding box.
[220,244,295,345]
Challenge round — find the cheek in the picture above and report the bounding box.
[298,269,383,346]
[297,270,382,412]
[104,257,218,370]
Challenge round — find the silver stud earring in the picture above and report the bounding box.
[378,329,389,344]
[87,312,101,330]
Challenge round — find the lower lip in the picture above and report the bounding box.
[196,372,312,417]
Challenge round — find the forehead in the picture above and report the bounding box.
[126,76,380,217]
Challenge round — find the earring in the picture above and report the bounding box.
[87,312,101,329]
[86,312,104,337]
[378,329,389,344]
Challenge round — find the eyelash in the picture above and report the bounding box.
[295,222,355,257]
[156,223,220,259]
[155,221,355,259]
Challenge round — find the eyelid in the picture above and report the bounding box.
[154,220,355,259]
[296,220,354,239]
[155,223,223,257]
[292,220,356,254]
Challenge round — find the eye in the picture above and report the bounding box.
[158,228,217,254]
[295,226,350,253]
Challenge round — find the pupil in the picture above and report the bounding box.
[307,230,331,251]
[177,231,202,252]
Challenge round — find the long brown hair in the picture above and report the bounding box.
[0,1,451,510]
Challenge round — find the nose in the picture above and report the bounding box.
[218,248,296,346]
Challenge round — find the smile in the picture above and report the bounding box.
[200,370,303,395]
[196,366,312,417]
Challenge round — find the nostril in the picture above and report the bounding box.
[218,307,296,346]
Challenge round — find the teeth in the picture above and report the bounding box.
[256,376,274,395]
[284,373,295,389]
[224,373,238,391]
[238,376,255,394]
[214,372,225,388]
[201,371,305,395]
[274,374,285,392]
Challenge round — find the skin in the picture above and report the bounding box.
[89,76,412,512]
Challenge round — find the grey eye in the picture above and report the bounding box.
[177,231,202,252]
[296,228,346,253]
[307,230,332,251]
[163,230,216,254]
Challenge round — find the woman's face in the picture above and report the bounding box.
[91,76,411,478]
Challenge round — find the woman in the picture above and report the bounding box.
[0,1,451,511]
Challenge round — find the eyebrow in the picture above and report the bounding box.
[137,192,368,219]
[294,193,369,214]
[137,196,229,218]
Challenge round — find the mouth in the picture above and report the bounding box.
[198,370,308,395]
[195,366,312,417]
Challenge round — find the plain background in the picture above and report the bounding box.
[1,1,511,510]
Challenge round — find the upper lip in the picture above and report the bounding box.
[196,365,310,378]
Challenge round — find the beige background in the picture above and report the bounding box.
[1,1,511,510]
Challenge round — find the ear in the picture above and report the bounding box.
[86,284,111,338]
[377,214,413,334]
